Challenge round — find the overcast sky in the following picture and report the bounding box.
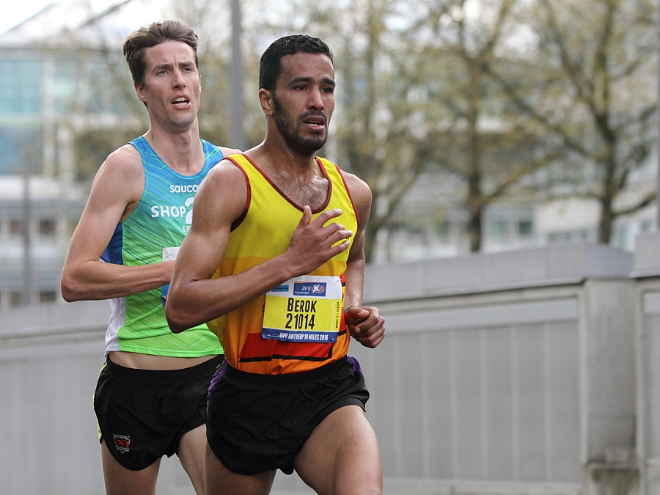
[1,1,55,34]
[1,0,120,35]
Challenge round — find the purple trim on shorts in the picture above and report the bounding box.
[347,356,362,373]
[208,359,228,396]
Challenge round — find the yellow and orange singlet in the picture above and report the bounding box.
[207,154,359,374]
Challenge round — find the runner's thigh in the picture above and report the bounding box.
[294,405,382,495]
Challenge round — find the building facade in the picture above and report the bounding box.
[0,0,153,307]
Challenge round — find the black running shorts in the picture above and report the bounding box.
[206,356,369,476]
[94,354,224,471]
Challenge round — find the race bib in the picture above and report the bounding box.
[161,247,180,306]
[262,275,343,343]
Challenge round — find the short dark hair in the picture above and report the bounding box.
[123,20,199,88]
[259,35,333,92]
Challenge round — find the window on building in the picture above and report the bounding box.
[39,219,56,237]
[614,224,631,251]
[436,220,451,239]
[488,219,508,237]
[39,291,56,303]
[52,60,78,115]
[641,219,655,233]
[0,59,42,114]
[407,225,425,237]
[81,57,135,115]
[576,229,591,242]
[0,126,42,174]
[549,231,572,243]
[10,220,23,236]
[10,291,23,307]
[518,220,533,236]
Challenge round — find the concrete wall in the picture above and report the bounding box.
[0,300,201,495]
[633,233,660,495]
[0,301,107,495]
[354,244,636,495]
[0,242,646,495]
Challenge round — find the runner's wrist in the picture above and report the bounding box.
[275,253,301,282]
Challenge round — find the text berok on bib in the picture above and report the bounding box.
[262,275,343,343]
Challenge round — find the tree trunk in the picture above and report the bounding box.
[597,139,617,244]
[364,222,379,264]
[469,204,483,253]
[466,64,483,252]
[598,154,617,244]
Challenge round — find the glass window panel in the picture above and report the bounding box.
[0,60,42,114]
[518,220,533,236]
[10,291,22,307]
[0,126,42,174]
[641,219,655,233]
[488,219,508,237]
[39,291,56,303]
[39,219,56,236]
[52,60,78,115]
[10,220,22,236]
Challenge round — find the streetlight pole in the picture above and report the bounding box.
[22,171,33,306]
[230,0,246,150]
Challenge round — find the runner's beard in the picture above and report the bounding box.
[273,94,328,153]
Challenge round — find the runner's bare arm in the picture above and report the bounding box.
[166,161,355,333]
[342,173,385,348]
[60,146,175,301]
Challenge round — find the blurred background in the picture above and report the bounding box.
[0,0,658,494]
[0,0,656,306]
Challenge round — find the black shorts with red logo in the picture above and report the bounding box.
[206,356,369,476]
[94,354,223,471]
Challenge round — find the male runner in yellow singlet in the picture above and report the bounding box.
[166,34,385,495]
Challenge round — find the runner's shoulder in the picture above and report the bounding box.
[100,144,143,177]
[206,155,249,186]
[341,169,372,205]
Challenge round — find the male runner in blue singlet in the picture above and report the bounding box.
[60,20,238,495]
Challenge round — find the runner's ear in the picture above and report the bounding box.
[259,88,274,116]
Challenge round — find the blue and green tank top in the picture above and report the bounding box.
[100,136,224,357]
